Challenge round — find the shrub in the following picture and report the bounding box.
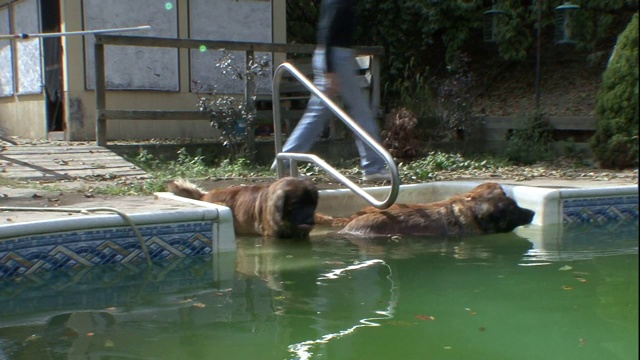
[590,13,639,169]
[390,53,480,155]
[195,50,270,162]
[381,107,422,161]
[433,54,480,154]
[504,112,555,165]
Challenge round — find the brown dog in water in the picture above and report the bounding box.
[167,177,319,239]
[317,183,535,237]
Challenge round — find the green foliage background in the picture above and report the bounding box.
[287,1,638,168]
[287,0,638,109]
[590,13,639,169]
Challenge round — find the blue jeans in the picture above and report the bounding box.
[279,48,386,176]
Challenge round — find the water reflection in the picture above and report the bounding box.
[521,222,639,263]
[1,227,634,359]
[234,237,398,360]
[344,231,534,262]
[233,233,535,359]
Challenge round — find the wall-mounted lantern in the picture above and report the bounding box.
[483,7,507,43]
[555,2,580,44]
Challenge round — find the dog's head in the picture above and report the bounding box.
[464,182,507,200]
[265,177,319,239]
[472,195,535,234]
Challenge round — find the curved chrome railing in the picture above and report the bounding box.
[272,62,399,209]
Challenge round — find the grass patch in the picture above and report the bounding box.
[92,149,519,196]
[398,151,510,182]
[3,148,599,197]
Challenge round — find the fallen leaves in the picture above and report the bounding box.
[574,275,588,283]
[465,308,478,316]
[560,269,590,290]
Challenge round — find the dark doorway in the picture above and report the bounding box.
[40,0,64,133]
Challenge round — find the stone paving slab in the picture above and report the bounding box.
[1,141,148,181]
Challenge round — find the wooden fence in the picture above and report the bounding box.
[478,116,597,155]
[93,35,384,151]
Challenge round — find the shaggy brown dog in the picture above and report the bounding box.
[317,183,535,237]
[167,177,319,239]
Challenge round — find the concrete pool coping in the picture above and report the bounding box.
[0,178,637,234]
[315,180,638,223]
[1,177,636,227]
[4,178,633,231]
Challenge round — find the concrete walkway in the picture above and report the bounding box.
[1,139,148,181]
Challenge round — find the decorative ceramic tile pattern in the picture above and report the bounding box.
[0,256,218,319]
[0,221,214,278]
[562,196,639,225]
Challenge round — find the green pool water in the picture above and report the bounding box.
[0,223,637,360]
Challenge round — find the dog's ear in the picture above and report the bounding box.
[473,197,533,233]
[473,200,507,233]
[465,183,506,201]
[267,187,287,224]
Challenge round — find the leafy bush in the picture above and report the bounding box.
[133,148,270,180]
[381,107,422,161]
[504,112,555,165]
[195,50,270,162]
[287,1,637,112]
[387,54,480,155]
[399,151,506,182]
[433,54,480,154]
[590,13,639,169]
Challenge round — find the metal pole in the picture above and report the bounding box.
[244,50,256,161]
[95,42,107,146]
[0,25,150,40]
[535,0,542,112]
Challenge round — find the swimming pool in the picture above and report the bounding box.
[1,181,637,277]
[0,222,637,360]
[0,181,637,358]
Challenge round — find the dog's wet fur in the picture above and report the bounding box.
[168,177,319,239]
[316,183,535,237]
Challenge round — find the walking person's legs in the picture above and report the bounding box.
[331,48,389,179]
[273,50,332,172]
[274,48,390,182]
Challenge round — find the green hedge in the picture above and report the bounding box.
[590,13,639,169]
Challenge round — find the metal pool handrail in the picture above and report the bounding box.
[272,62,400,209]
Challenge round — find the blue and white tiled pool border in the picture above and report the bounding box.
[0,196,235,278]
[1,181,637,279]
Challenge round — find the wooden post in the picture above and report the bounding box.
[535,0,542,112]
[244,49,256,161]
[94,39,107,146]
[371,55,381,119]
